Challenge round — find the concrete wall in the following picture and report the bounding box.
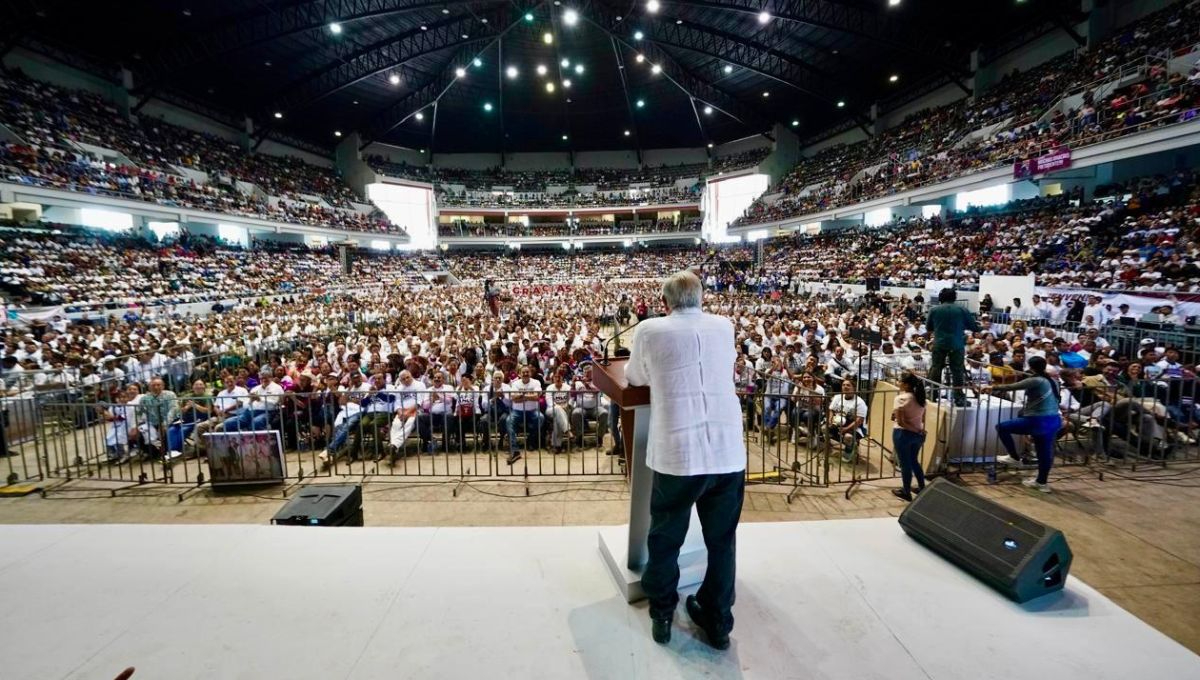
[714,134,772,158]
[643,147,708,167]
[503,152,571,171]
[1113,0,1175,28]
[335,133,379,195]
[985,27,1080,81]
[431,152,503,169]
[759,125,799,188]
[137,100,243,146]
[2,48,118,100]
[575,150,639,168]
[803,126,869,157]
[366,143,427,167]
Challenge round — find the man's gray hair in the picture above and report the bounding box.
[661,270,703,310]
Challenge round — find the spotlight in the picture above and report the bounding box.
[546,81,556,93]
[889,74,899,82]
[543,31,554,43]
[506,65,519,79]
[635,54,645,63]
[455,67,467,78]
[758,10,770,23]
[634,30,644,40]
[646,0,660,12]
[837,100,845,108]
[273,111,283,119]
[723,64,733,74]
[574,63,584,74]
[329,22,343,34]
[636,99,645,108]
[388,73,401,85]
[334,130,342,137]
[561,58,570,68]
[473,58,483,67]
[537,64,548,76]
[484,102,493,112]
[703,105,712,114]
[562,78,572,88]
[415,112,424,121]
[651,64,661,74]
[563,9,578,25]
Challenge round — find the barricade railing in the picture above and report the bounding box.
[26,388,625,490]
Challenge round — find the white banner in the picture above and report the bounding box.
[1035,287,1200,320]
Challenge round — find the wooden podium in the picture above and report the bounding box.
[592,358,707,602]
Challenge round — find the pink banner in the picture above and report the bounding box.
[1013,147,1072,179]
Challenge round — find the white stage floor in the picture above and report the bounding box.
[0,518,1197,680]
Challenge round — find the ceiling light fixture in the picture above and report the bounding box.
[562,78,572,88]
[635,54,645,63]
[455,67,466,78]
[703,105,713,114]
[329,22,343,34]
[646,0,660,13]
[707,142,714,148]
[537,64,548,75]
[651,64,661,74]
[543,31,554,43]
[837,100,845,108]
[484,102,493,111]
[723,64,733,74]
[561,58,570,68]
[273,111,283,119]
[562,134,569,140]
[634,30,644,40]
[889,74,899,82]
[389,73,401,85]
[762,91,770,97]
[334,130,342,137]
[420,25,428,30]
[563,9,578,25]
[507,65,519,79]
[546,82,556,93]
[574,63,584,74]
[758,11,770,23]
[415,112,424,120]
[636,99,645,108]
[525,12,534,21]
[791,119,799,126]
[473,58,483,67]
[624,129,631,136]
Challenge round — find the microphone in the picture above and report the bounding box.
[601,318,641,365]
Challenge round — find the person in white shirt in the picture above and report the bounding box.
[545,370,574,453]
[625,270,744,650]
[419,370,457,453]
[504,365,543,464]
[570,364,606,448]
[827,378,868,464]
[223,369,283,432]
[388,370,423,453]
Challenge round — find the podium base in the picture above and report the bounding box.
[598,524,707,603]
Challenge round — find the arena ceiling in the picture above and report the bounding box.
[4,0,1086,155]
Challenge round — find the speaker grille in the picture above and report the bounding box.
[905,482,1046,572]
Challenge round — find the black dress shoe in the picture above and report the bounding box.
[685,595,730,650]
[891,488,913,502]
[651,617,671,644]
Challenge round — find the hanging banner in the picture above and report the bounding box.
[1014,146,1072,179]
[1035,287,1200,320]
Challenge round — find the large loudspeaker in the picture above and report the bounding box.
[898,478,1072,603]
[338,244,353,276]
[272,485,363,527]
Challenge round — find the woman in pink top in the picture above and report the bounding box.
[891,372,927,502]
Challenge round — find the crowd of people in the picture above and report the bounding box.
[5,267,1197,488]
[0,72,401,235]
[735,1,1200,226]
[438,216,702,238]
[434,184,701,209]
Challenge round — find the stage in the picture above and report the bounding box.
[1,518,1196,680]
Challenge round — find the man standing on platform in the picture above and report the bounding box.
[926,288,980,407]
[625,270,746,650]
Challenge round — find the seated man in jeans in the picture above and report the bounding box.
[223,369,284,432]
[504,365,543,465]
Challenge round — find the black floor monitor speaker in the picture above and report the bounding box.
[272,485,363,527]
[898,478,1072,603]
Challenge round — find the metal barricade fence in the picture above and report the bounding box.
[28,388,626,489]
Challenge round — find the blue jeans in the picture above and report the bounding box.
[507,410,544,454]
[892,428,926,494]
[995,414,1061,484]
[328,412,363,454]
[763,397,788,429]
[167,421,198,452]
[222,408,272,432]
